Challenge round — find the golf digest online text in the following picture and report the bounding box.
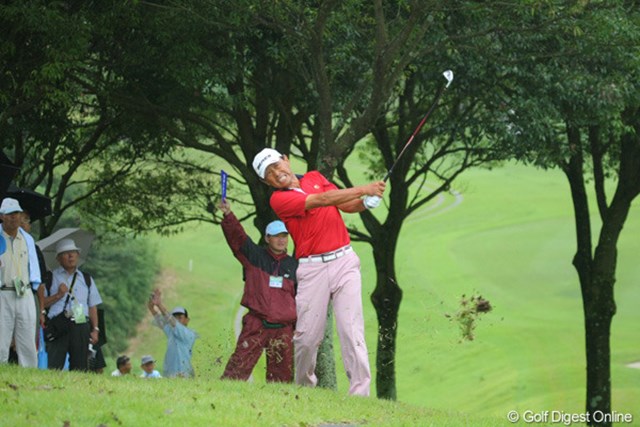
[506,410,634,425]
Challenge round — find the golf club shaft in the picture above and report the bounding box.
[383,82,449,182]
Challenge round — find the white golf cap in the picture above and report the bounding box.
[252,148,283,179]
[0,198,23,215]
[55,238,81,255]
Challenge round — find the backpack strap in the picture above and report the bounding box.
[83,272,92,289]
[83,271,92,300]
[44,270,53,296]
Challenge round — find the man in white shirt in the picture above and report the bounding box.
[44,238,102,371]
[0,198,41,367]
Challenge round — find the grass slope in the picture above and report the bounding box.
[0,365,510,426]
[391,164,640,420]
[3,163,637,426]
[142,162,638,423]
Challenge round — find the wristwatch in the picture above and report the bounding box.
[93,326,100,332]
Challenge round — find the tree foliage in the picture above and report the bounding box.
[474,3,640,425]
[82,236,159,358]
[1,1,183,236]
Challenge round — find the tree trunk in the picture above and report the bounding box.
[370,235,402,400]
[563,125,640,427]
[581,276,614,427]
[563,128,610,426]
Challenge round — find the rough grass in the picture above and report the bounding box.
[0,365,511,427]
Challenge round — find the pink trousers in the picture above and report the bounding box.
[294,250,371,396]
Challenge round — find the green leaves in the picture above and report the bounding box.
[82,236,158,357]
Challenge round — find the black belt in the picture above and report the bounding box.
[262,319,286,329]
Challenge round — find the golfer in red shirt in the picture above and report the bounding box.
[252,148,385,396]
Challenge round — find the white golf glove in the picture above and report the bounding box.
[363,195,382,209]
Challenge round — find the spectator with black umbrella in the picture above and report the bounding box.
[4,186,52,365]
[0,198,42,367]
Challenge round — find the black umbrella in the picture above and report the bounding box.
[6,184,52,221]
[0,151,20,199]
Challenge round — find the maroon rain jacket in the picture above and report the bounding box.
[221,213,297,325]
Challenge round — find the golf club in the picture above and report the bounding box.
[382,70,453,182]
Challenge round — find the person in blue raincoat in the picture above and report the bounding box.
[147,289,198,378]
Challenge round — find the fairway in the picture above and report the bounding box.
[141,162,639,422]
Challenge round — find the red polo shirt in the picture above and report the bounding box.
[270,171,351,258]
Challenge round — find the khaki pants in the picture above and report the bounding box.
[0,289,37,367]
[294,250,371,396]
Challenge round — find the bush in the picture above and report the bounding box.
[82,236,158,357]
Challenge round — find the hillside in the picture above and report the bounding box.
[141,163,640,421]
[3,163,636,426]
[0,365,511,426]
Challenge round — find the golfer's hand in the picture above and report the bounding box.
[363,196,382,209]
[364,180,386,197]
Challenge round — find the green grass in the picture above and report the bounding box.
[143,162,639,424]
[3,162,638,426]
[0,365,510,426]
[389,164,640,421]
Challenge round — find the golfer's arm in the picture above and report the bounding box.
[305,187,366,210]
[337,199,366,213]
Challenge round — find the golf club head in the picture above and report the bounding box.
[443,70,454,88]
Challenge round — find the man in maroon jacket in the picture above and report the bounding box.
[218,200,297,382]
